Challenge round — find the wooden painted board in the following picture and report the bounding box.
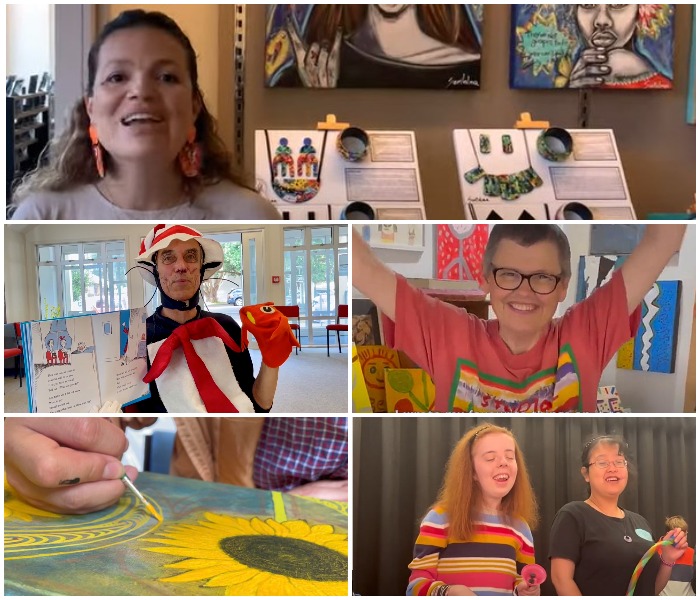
[5,472,348,596]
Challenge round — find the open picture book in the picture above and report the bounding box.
[21,308,150,413]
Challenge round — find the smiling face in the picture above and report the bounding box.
[582,441,629,499]
[86,26,199,169]
[482,239,569,341]
[472,432,518,508]
[577,4,639,50]
[375,4,411,17]
[156,238,203,302]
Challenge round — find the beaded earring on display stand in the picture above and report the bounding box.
[179,127,202,178]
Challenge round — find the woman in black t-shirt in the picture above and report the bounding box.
[549,435,687,596]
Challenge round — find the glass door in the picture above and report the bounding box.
[283,226,348,347]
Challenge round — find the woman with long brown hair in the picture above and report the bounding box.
[407,424,541,596]
[12,10,280,220]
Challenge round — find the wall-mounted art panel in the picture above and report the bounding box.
[266,5,484,90]
[510,4,675,90]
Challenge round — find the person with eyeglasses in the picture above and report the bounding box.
[549,435,688,596]
[352,224,687,412]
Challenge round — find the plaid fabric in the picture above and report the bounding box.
[253,418,348,491]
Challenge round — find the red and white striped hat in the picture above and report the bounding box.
[135,224,224,286]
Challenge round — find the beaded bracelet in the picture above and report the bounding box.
[660,555,676,568]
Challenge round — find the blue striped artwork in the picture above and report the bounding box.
[625,281,682,374]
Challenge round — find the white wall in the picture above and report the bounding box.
[4,227,30,324]
[6,4,52,81]
[7,224,289,323]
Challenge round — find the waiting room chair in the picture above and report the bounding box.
[326,304,348,356]
[4,323,23,388]
[275,306,302,354]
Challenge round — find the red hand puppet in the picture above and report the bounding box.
[240,303,301,368]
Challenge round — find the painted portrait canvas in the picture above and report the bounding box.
[265,4,484,90]
[617,280,682,374]
[510,4,675,90]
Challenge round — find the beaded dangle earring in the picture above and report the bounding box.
[179,127,202,178]
[88,125,105,178]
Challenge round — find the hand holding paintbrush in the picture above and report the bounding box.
[5,417,140,514]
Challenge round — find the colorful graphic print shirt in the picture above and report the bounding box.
[385,271,641,412]
[407,507,535,596]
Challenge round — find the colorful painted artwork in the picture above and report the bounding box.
[596,386,625,413]
[617,281,682,374]
[369,224,424,250]
[265,5,484,89]
[356,345,400,413]
[435,224,489,285]
[576,255,626,302]
[5,472,348,596]
[352,345,373,413]
[510,5,676,89]
[385,368,436,413]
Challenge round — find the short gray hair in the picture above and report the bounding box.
[482,225,572,279]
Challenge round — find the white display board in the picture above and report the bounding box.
[255,130,426,220]
[453,129,637,221]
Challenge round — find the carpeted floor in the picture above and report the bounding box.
[4,347,348,414]
[249,347,348,413]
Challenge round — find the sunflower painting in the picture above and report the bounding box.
[143,513,348,596]
[4,478,60,522]
[4,472,348,596]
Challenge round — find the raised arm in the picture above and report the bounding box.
[620,225,687,314]
[352,227,398,321]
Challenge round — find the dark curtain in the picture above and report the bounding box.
[353,417,696,596]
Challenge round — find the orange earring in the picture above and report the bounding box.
[179,126,202,178]
[88,125,105,179]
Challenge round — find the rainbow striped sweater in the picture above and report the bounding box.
[407,507,535,596]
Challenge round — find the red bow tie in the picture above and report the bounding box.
[143,318,244,413]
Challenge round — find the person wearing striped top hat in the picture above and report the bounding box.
[408,424,540,596]
[134,224,279,413]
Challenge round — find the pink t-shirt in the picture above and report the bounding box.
[384,271,641,412]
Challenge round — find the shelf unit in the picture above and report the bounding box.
[6,92,52,202]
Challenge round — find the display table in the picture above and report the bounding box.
[5,472,348,596]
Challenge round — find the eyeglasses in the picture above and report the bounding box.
[492,268,562,295]
[587,459,628,469]
[159,250,201,265]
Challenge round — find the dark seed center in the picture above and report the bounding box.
[219,535,346,582]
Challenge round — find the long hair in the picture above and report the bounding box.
[435,424,539,541]
[305,5,479,54]
[14,10,243,202]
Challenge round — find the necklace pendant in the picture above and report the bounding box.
[624,535,633,543]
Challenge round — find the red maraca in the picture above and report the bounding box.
[522,564,547,586]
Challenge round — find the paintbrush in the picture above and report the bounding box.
[121,473,162,522]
